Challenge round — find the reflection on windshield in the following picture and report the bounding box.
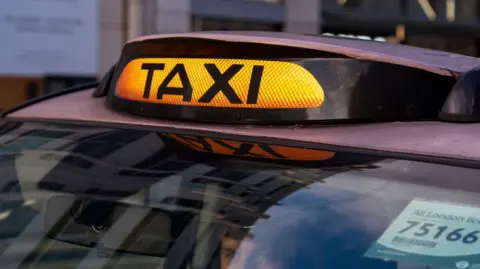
[0,122,479,269]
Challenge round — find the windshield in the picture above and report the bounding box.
[0,121,479,269]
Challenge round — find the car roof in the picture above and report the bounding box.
[5,87,480,164]
[4,31,480,166]
[129,31,480,77]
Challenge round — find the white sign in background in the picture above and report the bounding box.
[0,0,98,76]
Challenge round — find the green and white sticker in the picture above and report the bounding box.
[365,199,480,269]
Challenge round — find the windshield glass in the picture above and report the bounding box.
[0,121,479,269]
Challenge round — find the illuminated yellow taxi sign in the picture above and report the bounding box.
[168,134,335,161]
[115,58,324,108]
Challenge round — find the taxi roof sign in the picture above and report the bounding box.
[115,58,324,109]
[102,32,456,123]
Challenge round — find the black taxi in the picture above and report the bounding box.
[1,31,480,269]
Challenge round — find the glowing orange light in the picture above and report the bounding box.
[115,58,324,108]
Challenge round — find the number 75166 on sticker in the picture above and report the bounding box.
[365,199,480,269]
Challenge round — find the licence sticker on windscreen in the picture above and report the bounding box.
[365,199,480,269]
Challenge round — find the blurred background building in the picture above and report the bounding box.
[1,0,480,110]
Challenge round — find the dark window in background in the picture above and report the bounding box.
[340,0,361,8]
[243,0,284,3]
[192,17,282,32]
[428,0,438,13]
[400,0,408,15]
[477,1,480,21]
